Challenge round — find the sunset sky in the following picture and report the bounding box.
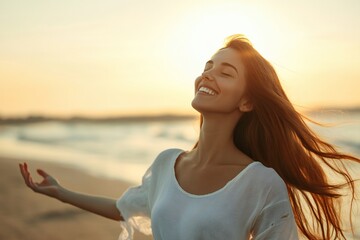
[1,0,359,117]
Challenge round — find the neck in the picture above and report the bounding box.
[194,111,243,165]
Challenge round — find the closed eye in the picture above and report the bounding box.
[222,72,233,77]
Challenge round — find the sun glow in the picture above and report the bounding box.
[165,3,280,69]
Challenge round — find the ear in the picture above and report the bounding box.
[238,98,253,112]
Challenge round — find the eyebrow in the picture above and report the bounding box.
[205,60,238,74]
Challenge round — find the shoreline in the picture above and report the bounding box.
[0,156,152,240]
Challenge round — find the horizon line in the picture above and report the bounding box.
[1,105,360,125]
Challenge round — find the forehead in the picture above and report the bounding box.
[210,48,244,69]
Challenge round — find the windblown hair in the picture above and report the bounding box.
[196,35,360,239]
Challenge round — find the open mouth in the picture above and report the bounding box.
[198,86,218,96]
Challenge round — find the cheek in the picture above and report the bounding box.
[221,82,246,104]
[220,80,242,94]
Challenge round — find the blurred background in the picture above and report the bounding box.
[0,0,359,238]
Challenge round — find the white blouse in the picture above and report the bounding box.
[116,148,299,240]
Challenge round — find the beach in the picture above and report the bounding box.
[0,156,152,240]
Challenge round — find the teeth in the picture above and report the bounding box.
[198,86,217,95]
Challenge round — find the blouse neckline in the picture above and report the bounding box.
[171,149,260,198]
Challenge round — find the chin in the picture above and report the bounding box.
[191,101,217,115]
[192,101,242,118]
[191,99,206,113]
[191,101,201,114]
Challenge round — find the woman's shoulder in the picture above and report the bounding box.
[150,148,184,170]
[154,148,184,162]
[156,148,184,158]
[245,162,287,193]
[250,161,283,179]
[140,148,184,186]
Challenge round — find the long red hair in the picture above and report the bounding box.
[195,35,359,239]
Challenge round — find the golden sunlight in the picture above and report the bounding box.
[163,2,284,88]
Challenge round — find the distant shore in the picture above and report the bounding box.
[0,156,152,240]
[1,106,359,125]
[0,114,197,125]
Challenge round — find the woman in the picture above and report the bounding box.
[20,35,360,240]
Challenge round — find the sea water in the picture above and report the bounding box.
[0,118,199,183]
[0,112,359,184]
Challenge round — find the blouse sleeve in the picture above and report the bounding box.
[116,167,152,240]
[251,200,299,240]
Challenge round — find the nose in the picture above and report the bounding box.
[201,72,215,81]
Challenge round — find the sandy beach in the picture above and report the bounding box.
[0,156,152,240]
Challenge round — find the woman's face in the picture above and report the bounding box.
[192,47,250,115]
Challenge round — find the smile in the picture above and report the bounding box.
[198,86,218,96]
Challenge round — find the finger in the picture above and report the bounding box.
[23,163,30,178]
[19,163,24,173]
[19,163,27,183]
[26,169,41,190]
[19,163,30,183]
[24,163,34,181]
[20,163,37,189]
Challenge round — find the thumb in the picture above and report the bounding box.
[37,169,50,178]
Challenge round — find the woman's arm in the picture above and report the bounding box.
[19,162,123,221]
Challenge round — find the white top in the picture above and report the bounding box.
[116,148,299,240]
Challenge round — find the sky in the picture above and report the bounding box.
[1,0,360,117]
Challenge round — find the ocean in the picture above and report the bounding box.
[0,117,199,183]
[0,111,359,184]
